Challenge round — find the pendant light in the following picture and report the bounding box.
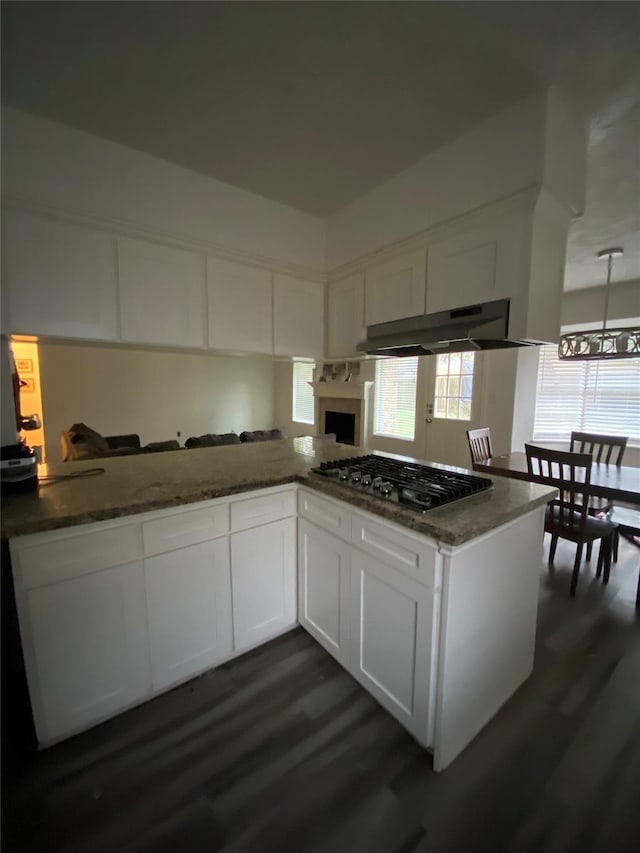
[558,247,640,360]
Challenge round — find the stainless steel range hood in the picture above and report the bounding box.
[356,299,542,357]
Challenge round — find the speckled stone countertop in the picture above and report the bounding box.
[1,437,555,546]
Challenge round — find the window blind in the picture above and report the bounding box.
[534,344,640,443]
[292,362,315,424]
[374,357,418,440]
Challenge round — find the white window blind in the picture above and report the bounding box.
[374,357,418,440]
[534,344,640,443]
[292,362,315,424]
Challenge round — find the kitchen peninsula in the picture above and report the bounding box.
[3,437,556,771]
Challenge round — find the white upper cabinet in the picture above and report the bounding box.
[326,272,365,359]
[364,249,427,326]
[1,210,118,340]
[273,273,325,359]
[207,257,273,354]
[426,217,523,315]
[118,237,205,348]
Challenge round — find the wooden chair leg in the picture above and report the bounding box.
[636,565,640,610]
[596,537,606,579]
[549,535,558,565]
[570,543,583,596]
[586,541,593,561]
[603,538,612,585]
[612,529,619,563]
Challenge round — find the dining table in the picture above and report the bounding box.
[473,452,640,507]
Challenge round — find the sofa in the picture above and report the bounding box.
[184,429,284,448]
[61,424,180,462]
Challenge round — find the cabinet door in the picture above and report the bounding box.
[364,249,427,326]
[2,210,118,340]
[327,272,365,359]
[118,237,205,347]
[207,257,273,354]
[426,218,521,315]
[298,520,351,667]
[350,550,434,746]
[145,538,232,691]
[231,517,296,651]
[24,561,150,744]
[273,273,324,358]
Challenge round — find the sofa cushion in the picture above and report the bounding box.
[142,440,181,453]
[61,423,110,461]
[240,429,284,442]
[185,433,240,448]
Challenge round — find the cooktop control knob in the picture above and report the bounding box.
[338,468,349,480]
[372,477,384,489]
[361,473,372,487]
[350,470,362,483]
[380,481,394,496]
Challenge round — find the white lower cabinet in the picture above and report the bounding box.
[24,561,151,744]
[231,517,297,652]
[297,499,438,749]
[350,550,434,746]
[298,519,351,668]
[144,539,233,691]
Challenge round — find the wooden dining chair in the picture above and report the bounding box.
[466,428,493,468]
[598,506,640,609]
[569,431,628,466]
[570,431,628,560]
[524,444,617,597]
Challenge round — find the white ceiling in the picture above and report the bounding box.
[2,1,639,289]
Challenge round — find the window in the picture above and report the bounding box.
[292,362,315,424]
[434,352,474,421]
[534,344,640,443]
[374,357,418,440]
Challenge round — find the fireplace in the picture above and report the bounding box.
[312,378,373,448]
[324,410,356,445]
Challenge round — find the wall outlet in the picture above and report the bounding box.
[176,431,181,438]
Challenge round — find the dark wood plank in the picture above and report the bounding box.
[475,451,640,505]
[3,536,639,853]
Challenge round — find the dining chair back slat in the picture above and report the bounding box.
[466,428,493,466]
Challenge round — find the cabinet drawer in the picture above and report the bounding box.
[142,503,229,556]
[298,489,351,541]
[16,524,143,590]
[351,513,439,588]
[230,489,296,532]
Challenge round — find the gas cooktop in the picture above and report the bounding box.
[312,454,492,513]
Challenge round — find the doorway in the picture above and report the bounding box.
[11,340,46,463]
[420,351,484,468]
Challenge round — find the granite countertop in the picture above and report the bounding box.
[1,437,556,546]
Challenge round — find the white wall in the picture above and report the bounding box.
[39,343,277,462]
[326,89,585,270]
[561,279,640,328]
[1,107,326,276]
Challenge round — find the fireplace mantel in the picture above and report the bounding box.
[310,381,373,401]
[312,381,373,446]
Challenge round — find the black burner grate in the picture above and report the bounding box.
[312,454,492,512]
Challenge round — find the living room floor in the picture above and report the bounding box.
[3,537,639,853]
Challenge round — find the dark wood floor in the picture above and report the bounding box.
[3,536,639,853]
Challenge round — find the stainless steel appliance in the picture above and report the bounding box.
[356,298,544,356]
[1,443,38,493]
[311,454,492,512]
